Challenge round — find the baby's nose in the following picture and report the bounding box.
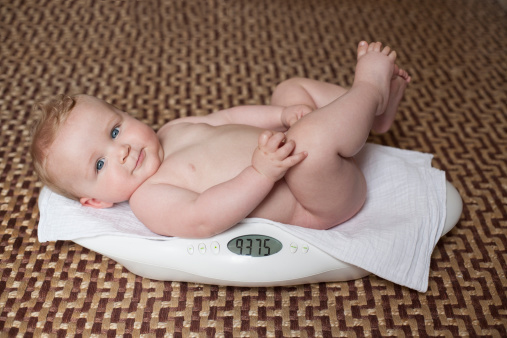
[119,144,131,164]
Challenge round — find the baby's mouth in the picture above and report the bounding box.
[134,149,145,172]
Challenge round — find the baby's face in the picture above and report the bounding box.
[47,95,164,207]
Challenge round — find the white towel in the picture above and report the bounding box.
[37,143,446,292]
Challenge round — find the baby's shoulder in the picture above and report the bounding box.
[158,119,190,135]
[130,174,175,202]
[158,117,215,135]
[129,173,193,216]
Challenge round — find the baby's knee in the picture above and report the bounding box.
[275,77,307,90]
[272,78,317,109]
[272,78,299,96]
[283,104,313,127]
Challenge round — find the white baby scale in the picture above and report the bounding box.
[74,181,462,287]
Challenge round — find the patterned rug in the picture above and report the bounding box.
[1,0,506,336]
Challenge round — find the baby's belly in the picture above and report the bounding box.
[158,126,262,192]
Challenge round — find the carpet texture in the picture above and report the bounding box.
[1,0,506,336]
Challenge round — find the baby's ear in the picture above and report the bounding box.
[80,197,114,209]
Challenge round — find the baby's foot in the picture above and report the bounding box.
[372,67,411,133]
[354,41,397,116]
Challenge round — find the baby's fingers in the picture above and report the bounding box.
[282,150,308,168]
[258,131,286,151]
[258,130,274,148]
[276,139,297,158]
[265,131,286,151]
[278,140,307,166]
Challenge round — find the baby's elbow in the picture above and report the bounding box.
[166,217,225,238]
[191,221,224,239]
[145,215,227,239]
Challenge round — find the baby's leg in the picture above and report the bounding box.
[284,42,398,228]
[372,67,411,133]
[270,78,348,110]
[272,49,411,134]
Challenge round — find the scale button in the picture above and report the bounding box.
[290,242,298,253]
[301,244,309,253]
[187,245,194,255]
[198,243,206,254]
[211,241,220,254]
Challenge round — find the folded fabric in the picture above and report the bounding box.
[37,143,446,292]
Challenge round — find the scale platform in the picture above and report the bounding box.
[74,181,462,287]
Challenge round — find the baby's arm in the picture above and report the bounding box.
[130,132,307,238]
[131,166,275,238]
[171,105,312,131]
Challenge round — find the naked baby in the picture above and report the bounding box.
[31,42,411,238]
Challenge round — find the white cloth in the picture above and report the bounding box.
[37,143,446,292]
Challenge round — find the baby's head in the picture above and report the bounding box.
[31,94,78,200]
[31,94,164,207]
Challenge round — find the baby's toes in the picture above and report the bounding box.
[387,49,397,61]
[357,41,369,59]
[368,41,382,52]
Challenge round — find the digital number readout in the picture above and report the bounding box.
[227,235,282,257]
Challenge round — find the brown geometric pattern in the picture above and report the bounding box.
[1,0,506,336]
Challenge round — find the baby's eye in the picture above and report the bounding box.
[111,127,120,139]
[96,159,105,171]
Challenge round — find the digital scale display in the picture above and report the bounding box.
[227,235,282,257]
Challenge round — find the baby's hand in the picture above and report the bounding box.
[252,131,307,182]
[281,104,313,129]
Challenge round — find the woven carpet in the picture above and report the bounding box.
[1,0,506,336]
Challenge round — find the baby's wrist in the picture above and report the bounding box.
[250,165,276,183]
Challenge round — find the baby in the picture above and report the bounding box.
[31,41,411,238]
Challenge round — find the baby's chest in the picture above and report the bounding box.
[157,139,256,192]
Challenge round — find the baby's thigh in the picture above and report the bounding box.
[283,145,367,228]
[248,180,300,224]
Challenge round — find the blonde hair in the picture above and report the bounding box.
[30,94,80,200]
